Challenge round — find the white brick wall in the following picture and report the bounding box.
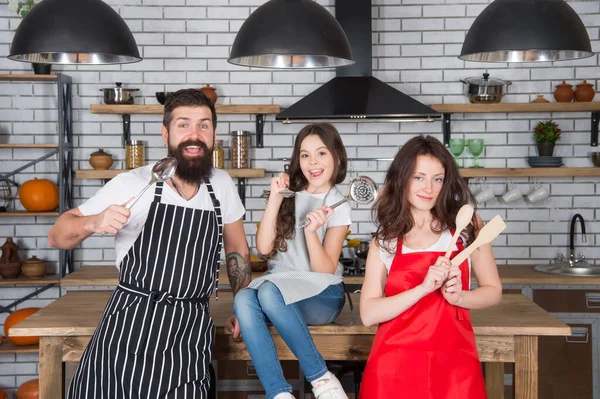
[1,0,599,394]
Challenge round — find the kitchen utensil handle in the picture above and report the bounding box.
[125,181,154,210]
[450,215,506,266]
[296,199,347,228]
[444,235,459,258]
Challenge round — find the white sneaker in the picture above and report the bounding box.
[311,375,349,399]
[273,393,296,399]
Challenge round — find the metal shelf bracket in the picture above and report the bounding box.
[122,114,131,148]
[442,113,452,146]
[256,114,265,148]
[591,112,598,147]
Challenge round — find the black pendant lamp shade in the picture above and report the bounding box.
[9,0,141,64]
[228,0,354,69]
[459,0,593,62]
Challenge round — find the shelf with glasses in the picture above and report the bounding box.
[459,168,600,178]
[89,104,281,148]
[429,102,600,147]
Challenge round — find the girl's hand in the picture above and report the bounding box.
[442,266,463,305]
[420,265,448,294]
[269,172,290,197]
[303,206,333,234]
[434,256,451,267]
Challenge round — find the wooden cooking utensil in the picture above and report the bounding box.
[444,204,474,258]
[450,215,506,266]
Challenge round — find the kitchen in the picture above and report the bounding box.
[0,0,599,398]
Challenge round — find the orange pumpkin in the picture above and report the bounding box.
[4,308,41,346]
[17,379,39,399]
[0,387,8,399]
[19,179,59,212]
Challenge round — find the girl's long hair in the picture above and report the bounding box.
[373,135,476,252]
[269,123,348,258]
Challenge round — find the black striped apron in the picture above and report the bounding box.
[68,180,223,398]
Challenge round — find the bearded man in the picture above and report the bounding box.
[49,89,252,398]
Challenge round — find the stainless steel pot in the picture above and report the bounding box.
[100,82,139,104]
[354,240,370,260]
[460,73,511,104]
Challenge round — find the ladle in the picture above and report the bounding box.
[125,157,178,209]
[444,204,474,258]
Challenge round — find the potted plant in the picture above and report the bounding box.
[534,119,561,156]
[8,0,50,74]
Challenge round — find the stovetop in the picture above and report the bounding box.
[342,258,366,276]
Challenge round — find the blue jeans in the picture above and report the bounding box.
[233,281,345,399]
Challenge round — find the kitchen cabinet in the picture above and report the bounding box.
[87,103,280,205]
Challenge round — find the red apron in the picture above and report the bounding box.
[359,235,487,399]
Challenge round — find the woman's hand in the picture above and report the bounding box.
[269,172,290,198]
[419,265,449,294]
[442,266,463,305]
[303,206,333,234]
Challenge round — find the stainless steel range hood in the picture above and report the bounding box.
[276,0,440,124]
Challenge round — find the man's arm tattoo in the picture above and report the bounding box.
[226,252,252,295]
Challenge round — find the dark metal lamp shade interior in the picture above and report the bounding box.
[459,0,593,63]
[228,0,354,69]
[8,0,141,64]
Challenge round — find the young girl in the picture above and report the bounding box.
[231,123,352,399]
[359,135,502,399]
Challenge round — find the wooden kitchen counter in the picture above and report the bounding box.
[60,264,600,287]
[11,291,570,399]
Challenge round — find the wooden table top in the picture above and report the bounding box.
[60,265,600,287]
[10,291,570,338]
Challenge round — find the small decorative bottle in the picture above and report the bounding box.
[212,139,224,169]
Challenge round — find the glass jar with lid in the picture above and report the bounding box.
[212,139,224,169]
[125,140,145,169]
[230,131,250,169]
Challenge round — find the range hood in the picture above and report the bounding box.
[276,0,440,123]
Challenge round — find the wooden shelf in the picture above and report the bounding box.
[0,211,59,217]
[0,144,58,148]
[0,274,59,286]
[75,168,265,180]
[0,74,57,82]
[0,341,39,354]
[430,102,600,113]
[459,167,600,178]
[90,104,281,115]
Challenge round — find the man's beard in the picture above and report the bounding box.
[167,139,214,185]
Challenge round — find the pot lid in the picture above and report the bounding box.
[462,73,509,86]
[24,256,44,264]
[577,80,593,87]
[90,149,111,156]
[100,82,139,92]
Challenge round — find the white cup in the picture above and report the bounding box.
[475,187,495,204]
[526,186,549,204]
[502,187,523,203]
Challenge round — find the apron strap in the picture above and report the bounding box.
[154,180,164,202]
[205,178,223,300]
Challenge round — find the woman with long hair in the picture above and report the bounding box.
[359,135,502,398]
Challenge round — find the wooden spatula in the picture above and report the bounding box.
[450,215,506,266]
[444,204,474,258]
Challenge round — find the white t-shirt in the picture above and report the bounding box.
[79,165,245,268]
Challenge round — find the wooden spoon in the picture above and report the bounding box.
[450,215,506,266]
[444,204,474,258]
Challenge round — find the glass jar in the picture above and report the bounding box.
[212,139,224,169]
[230,131,250,169]
[125,140,145,169]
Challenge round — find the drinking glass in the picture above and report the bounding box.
[448,138,465,167]
[467,138,484,168]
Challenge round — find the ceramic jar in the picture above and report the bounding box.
[89,149,113,170]
[575,80,595,102]
[21,256,46,279]
[200,84,218,104]
[553,81,574,102]
[0,237,21,279]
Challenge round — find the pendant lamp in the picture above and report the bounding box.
[459,0,593,63]
[8,0,141,65]
[228,0,354,69]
